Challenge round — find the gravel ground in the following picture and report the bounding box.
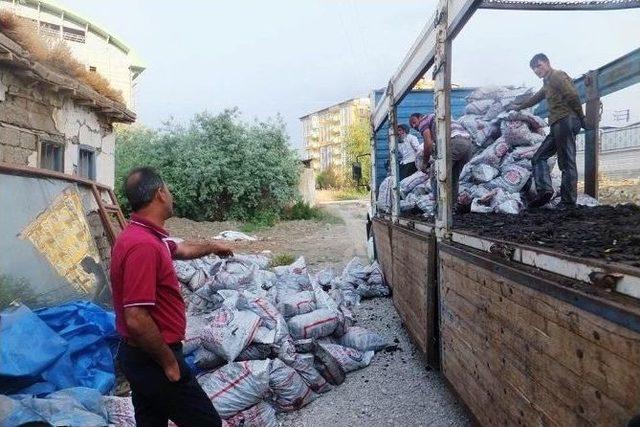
[277,296,472,427]
[170,201,471,427]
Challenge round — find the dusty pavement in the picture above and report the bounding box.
[168,201,471,427]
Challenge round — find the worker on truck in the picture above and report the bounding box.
[111,167,232,426]
[409,112,474,213]
[511,53,585,209]
[396,124,421,179]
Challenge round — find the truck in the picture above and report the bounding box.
[367,1,640,425]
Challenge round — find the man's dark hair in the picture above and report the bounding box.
[410,113,423,120]
[529,53,549,68]
[124,167,165,212]
[398,124,410,134]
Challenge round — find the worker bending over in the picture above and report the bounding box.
[409,112,474,213]
[513,53,585,209]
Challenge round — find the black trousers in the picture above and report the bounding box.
[117,342,222,427]
[399,162,418,180]
[531,115,581,204]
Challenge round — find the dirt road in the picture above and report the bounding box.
[168,201,471,427]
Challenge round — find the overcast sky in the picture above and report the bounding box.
[62,1,639,148]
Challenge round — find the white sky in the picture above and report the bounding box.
[61,1,640,147]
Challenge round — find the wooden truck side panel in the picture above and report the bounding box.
[372,218,439,365]
[372,219,393,288]
[439,243,640,426]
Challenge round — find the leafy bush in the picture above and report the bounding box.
[269,253,296,267]
[281,201,323,220]
[115,110,300,222]
[315,166,348,190]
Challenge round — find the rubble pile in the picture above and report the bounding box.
[377,86,569,216]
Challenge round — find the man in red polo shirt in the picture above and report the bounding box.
[111,167,232,426]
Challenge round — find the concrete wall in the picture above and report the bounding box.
[298,165,316,206]
[0,0,140,109]
[0,68,116,188]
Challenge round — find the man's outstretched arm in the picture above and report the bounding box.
[174,240,233,260]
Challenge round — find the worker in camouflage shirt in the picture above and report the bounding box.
[513,53,585,209]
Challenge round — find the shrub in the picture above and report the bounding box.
[115,110,300,222]
[316,166,348,189]
[269,253,296,268]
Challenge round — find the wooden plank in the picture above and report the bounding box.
[441,252,640,365]
[442,255,640,409]
[441,287,629,426]
[441,333,511,426]
[439,252,640,425]
[372,219,393,288]
[390,225,437,362]
[442,324,575,426]
[443,263,640,412]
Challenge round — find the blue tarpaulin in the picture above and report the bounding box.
[0,301,118,396]
[0,387,108,427]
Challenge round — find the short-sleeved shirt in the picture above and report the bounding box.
[110,214,186,344]
[398,133,421,164]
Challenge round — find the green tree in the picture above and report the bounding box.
[344,118,372,188]
[115,109,300,222]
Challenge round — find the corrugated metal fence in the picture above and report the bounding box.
[576,122,640,179]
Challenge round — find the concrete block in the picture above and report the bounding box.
[0,126,21,147]
[19,132,37,151]
[2,146,30,165]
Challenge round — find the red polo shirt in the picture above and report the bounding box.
[110,214,186,344]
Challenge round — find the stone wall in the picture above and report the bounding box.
[0,68,116,187]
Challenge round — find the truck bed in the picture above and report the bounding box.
[453,204,640,267]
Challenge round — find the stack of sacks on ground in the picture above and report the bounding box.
[153,254,391,425]
[376,85,551,216]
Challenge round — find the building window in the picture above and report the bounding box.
[40,141,64,172]
[78,147,96,180]
[63,27,86,43]
[89,66,97,72]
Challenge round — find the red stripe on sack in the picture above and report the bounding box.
[209,368,251,400]
[255,300,277,322]
[295,300,313,309]
[246,321,261,344]
[302,316,337,338]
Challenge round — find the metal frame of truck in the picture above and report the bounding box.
[370,2,640,424]
[371,0,640,231]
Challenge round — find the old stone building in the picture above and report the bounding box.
[0,32,135,188]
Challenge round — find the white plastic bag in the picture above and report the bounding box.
[269,359,316,412]
[471,164,499,183]
[317,343,375,373]
[287,308,339,340]
[224,402,277,427]
[376,176,393,213]
[103,396,135,427]
[399,171,429,198]
[197,360,272,418]
[278,291,317,318]
[200,306,261,361]
[339,327,389,352]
